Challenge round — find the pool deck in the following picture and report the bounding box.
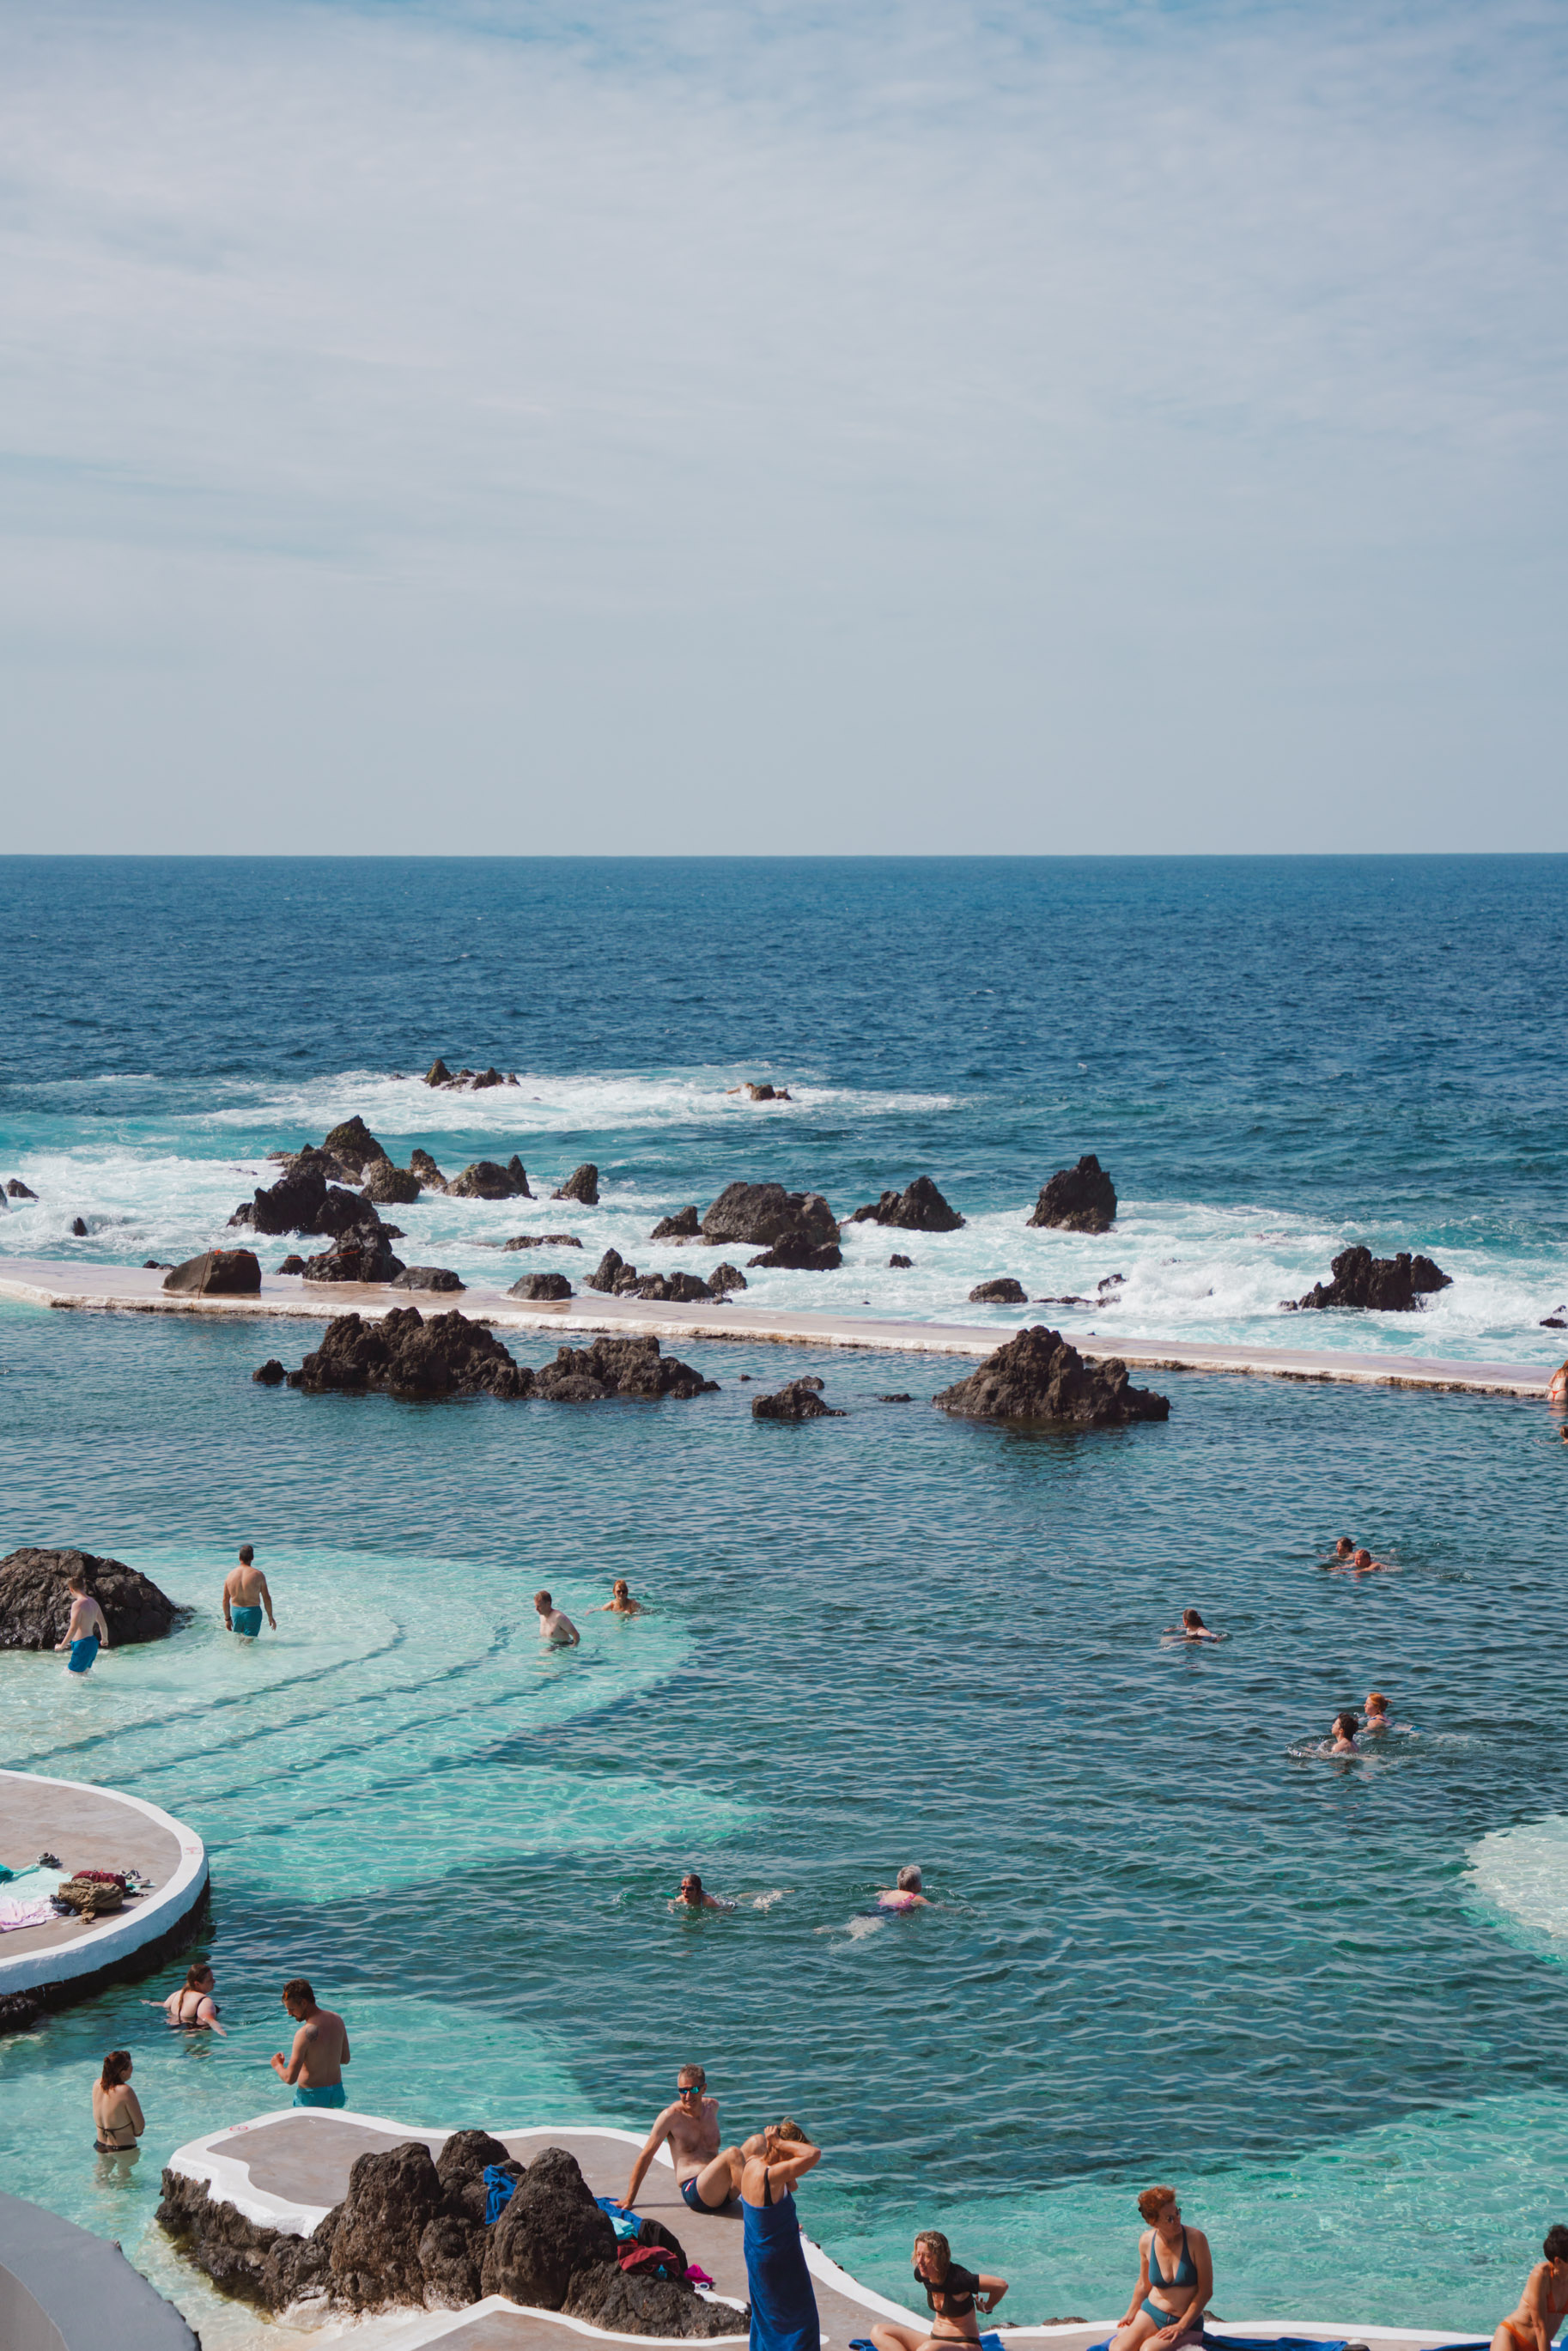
[167,2113,1484,2351]
[0,1770,208,2007]
[0,1258,1555,1399]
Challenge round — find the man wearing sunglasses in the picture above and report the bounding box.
[623,2064,744,2216]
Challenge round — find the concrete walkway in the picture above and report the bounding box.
[0,1771,207,2004]
[0,1258,1555,1398]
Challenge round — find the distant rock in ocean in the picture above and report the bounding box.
[969,1277,1027,1304]
[276,1311,715,1405]
[424,1060,518,1091]
[933,1325,1170,1426]
[322,1115,387,1175]
[649,1206,700,1240]
[752,1378,844,1420]
[1028,1155,1117,1233]
[552,1163,599,1206]
[1288,1246,1452,1313]
[702,1181,839,1267]
[6,1178,36,1200]
[848,1176,964,1232]
[447,1157,531,1200]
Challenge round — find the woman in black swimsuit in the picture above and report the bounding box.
[870,2229,1008,2351]
[163,1961,225,2034]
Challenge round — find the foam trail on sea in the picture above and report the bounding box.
[1464,1817,1568,1959]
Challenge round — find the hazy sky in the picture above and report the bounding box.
[2,0,1565,853]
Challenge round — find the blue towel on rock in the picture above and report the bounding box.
[484,2166,519,2225]
[596,2196,643,2239]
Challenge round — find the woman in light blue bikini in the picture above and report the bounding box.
[1109,2188,1212,2351]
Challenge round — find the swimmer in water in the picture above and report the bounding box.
[1327,1711,1360,1755]
[597,1579,644,1615]
[534,1591,580,1646]
[1164,1609,1223,1643]
[674,1872,732,1911]
[877,1866,931,1911]
[163,1960,225,2034]
[1352,1548,1389,1576]
[1322,1537,1357,1567]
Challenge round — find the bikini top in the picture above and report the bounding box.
[171,1989,218,2026]
[1150,2230,1196,2293]
[918,2263,982,2318]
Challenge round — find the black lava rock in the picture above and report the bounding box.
[1027,1155,1117,1234]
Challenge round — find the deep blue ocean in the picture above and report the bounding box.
[3,858,1567,2346]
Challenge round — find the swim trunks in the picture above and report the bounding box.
[67,1635,100,1674]
[230,1606,263,1637]
[294,2083,347,2109]
[681,2176,732,2214]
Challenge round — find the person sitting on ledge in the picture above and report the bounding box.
[270,1977,350,2107]
[534,1590,580,1646]
[224,1544,276,1638]
[164,1959,225,2034]
[93,2048,144,2155]
[623,2062,745,2215]
[1493,2225,1568,2351]
[598,1578,644,1614]
[1109,2186,1212,2351]
[871,2228,1008,2351]
[878,1867,931,1911]
[56,1572,109,1675]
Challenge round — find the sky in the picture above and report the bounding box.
[1,0,1565,854]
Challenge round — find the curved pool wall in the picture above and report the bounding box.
[0,2188,198,2351]
[0,1773,209,2009]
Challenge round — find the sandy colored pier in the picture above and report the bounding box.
[167,2112,1483,2351]
[0,1770,208,2006]
[0,1256,1555,1399]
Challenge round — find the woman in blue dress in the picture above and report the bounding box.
[741,2120,823,2351]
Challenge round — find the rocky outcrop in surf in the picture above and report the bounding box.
[322,1116,387,1174]
[276,1314,715,1405]
[391,1267,465,1292]
[701,1182,840,1268]
[502,1233,582,1251]
[650,1206,700,1240]
[752,1378,844,1421]
[553,1164,599,1206]
[423,1060,519,1091]
[1287,1246,1453,1313]
[969,1278,1026,1303]
[6,1178,36,1200]
[532,1336,718,1400]
[0,1546,181,1649]
[585,1251,714,1303]
[163,1248,262,1296]
[933,1325,1170,1426]
[508,1272,574,1300]
[1028,1155,1117,1233]
[410,1151,448,1192]
[231,1151,391,1239]
[448,1157,532,1200]
[362,1159,423,1205]
[848,1176,964,1232]
[302,1231,407,1285]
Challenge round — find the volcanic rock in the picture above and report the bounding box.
[156,2169,337,2312]
[502,1233,582,1250]
[410,1151,448,1193]
[480,2146,617,2308]
[70,1216,88,1236]
[7,1179,36,1200]
[302,1232,406,1285]
[650,1206,701,1240]
[933,1325,1170,1426]
[331,2141,443,2308]
[362,1160,422,1206]
[277,1255,307,1274]
[288,1308,536,1400]
[702,1181,838,1254]
[752,1381,845,1421]
[889,1254,913,1269]
[747,1241,842,1271]
[163,1248,263,1296]
[322,1117,386,1176]
[425,1059,453,1088]
[585,1248,629,1294]
[448,1158,531,1200]
[230,1151,370,1237]
[0,1547,180,1649]
[1290,1246,1454,1313]
[508,1273,574,1301]
[708,1263,747,1293]
[566,2262,748,2337]
[553,1163,599,1206]
[633,1272,713,1303]
[391,1267,465,1293]
[878,1393,914,1403]
[1028,1155,1117,1234]
[534,1336,718,1402]
[253,1359,287,1384]
[435,2129,513,2211]
[849,1176,964,1233]
[969,1278,1027,1304]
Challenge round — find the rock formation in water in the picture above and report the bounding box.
[969,1278,1026,1304]
[362,1160,423,1206]
[708,1263,747,1293]
[533,1336,719,1401]
[6,1179,37,1200]
[650,1206,701,1240]
[0,1546,181,1649]
[302,1231,406,1285]
[502,1234,582,1251]
[70,1216,88,1236]
[163,1248,263,1296]
[889,1254,913,1269]
[848,1176,964,1233]
[632,1272,714,1303]
[410,1150,448,1193]
[726,1080,792,1103]
[932,1325,1170,1425]
[448,1157,531,1200]
[277,1314,715,1406]
[1288,1246,1453,1313]
[277,1254,307,1274]
[508,1273,574,1300]
[752,1379,845,1420]
[391,1267,465,1292]
[585,1248,635,1294]
[553,1164,599,1206]
[1028,1155,1117,1234]
[253,1359,286,1384]
[322,1117,387,1175]
[424,1061,518,1092]
[231,1151,389,1239]
[701,1182,839,1260]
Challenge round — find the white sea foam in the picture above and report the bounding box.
[1465,1816,1568,1956]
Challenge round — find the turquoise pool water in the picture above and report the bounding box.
[3,1297,1568,2341]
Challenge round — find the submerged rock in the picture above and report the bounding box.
[747,1240,843,1271]
[849,1176,964,1232]
[553,1163,599,1206]
[0,1546,180,1649]
[253,1359,287,1384]
[889,1254,913,1269]
[410,1150,448,1193]
[70,1216,88,1236]
[448,1158,531,1200]
[933,1325,1170,1426]
[1289,1246,1453,1313]
[322,1116,387,1175]
[289,1308,535,1399]
[508,1273,574,1300]
[1028,1155,1117,1234]
[650,1206,701,1240]
[391,1267,465,1293]
[752,1380,845,1421]
[701,1182,838,1254]
[163,1248,262,1296]
[534,1336,718,1402]
[969,1277,1027,1304]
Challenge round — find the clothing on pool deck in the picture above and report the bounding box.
[230,1605,263,1637]
[744,2184,820,2351]
[293,2082,347,2109]
[67,1634,100,1674]
[683,2175,733,2215]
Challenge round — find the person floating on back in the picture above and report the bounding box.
[56,1572,109,1675]
[1492,2223,1568,2351]
[872,2228,1008,2351]
[224,1545,276,1638]
[623,2061,745,2215]
[270,1977,350,2108]
[877,1867,931,1911]
[534,1590,580,1646]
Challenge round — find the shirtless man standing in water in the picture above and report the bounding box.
[270,1978,351,2108]
[224,1546,277,1637]
[623,2064,744,2216]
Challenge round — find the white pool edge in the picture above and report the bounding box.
[0,1768,208,1996]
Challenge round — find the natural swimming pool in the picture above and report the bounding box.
[3,1297,1566,2342]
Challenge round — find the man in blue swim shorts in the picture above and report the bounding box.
[622,2065,744,2216]
[270,1977,349,2108]
[55,1572,110,1674]
[223,1545,276,1639]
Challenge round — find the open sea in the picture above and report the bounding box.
[3,855,1568,2343]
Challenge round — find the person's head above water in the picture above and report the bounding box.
[282,1977,317,2017]
[913,2230,952,2281]
[100,2048,133,2088]
[1182,1609,1206,1630]
[896,1865,923,1892]
[678,1873,704,1904]
[1332,1711,1359,1741]
[1364,1691,1389,1715]
[534,1591,551,1611]
[1353,1549,1372,1569]
[1335,1538,1354,1558]
[612,1579,629,1597]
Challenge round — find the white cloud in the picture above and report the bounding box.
[0,0,1565,849]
